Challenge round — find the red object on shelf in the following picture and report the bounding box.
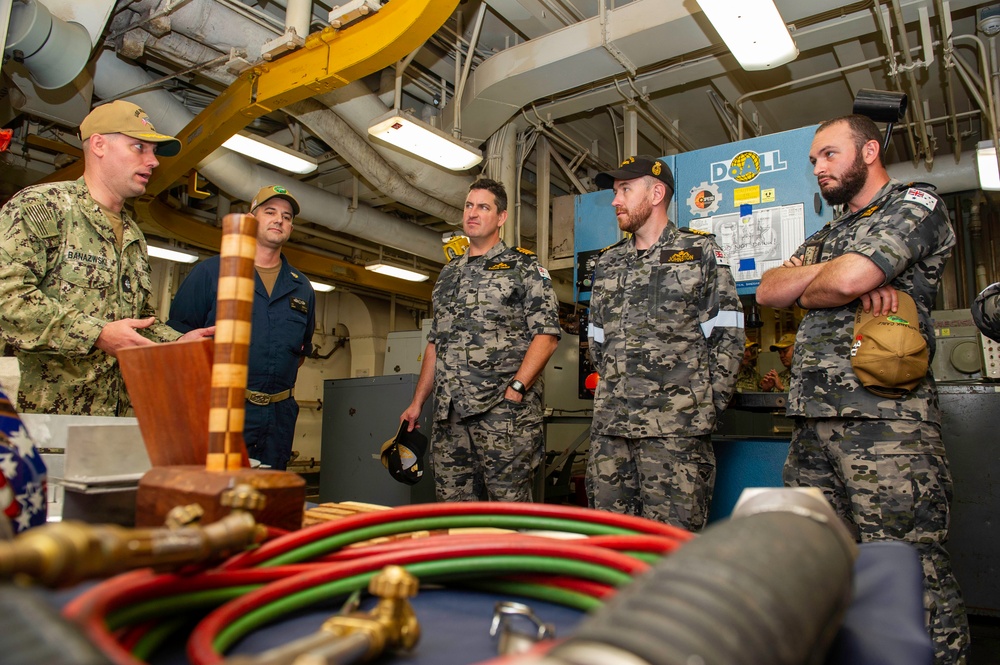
[0,129,12,152]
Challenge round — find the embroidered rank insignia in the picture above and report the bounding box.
[666,250,696,263]
[904,188,937,212]
[487,261,513,270]
[859,204,880,217]
[681,227,713,236]
[290,297,309,313]
[514,247,535,256]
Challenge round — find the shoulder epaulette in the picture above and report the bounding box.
[903,181,939,192]
[599,237,629,253]
[514,247,535,256]
[681,226,714,237]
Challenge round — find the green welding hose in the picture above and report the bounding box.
[261,515,641,567]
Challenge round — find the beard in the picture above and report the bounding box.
[617,197,653,234]
[819,150,867,206]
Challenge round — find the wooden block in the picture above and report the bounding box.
[135,466,305,532]
[119,338,250,468]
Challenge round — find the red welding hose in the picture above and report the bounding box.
[224,502,691,570]
[188,537,649,664]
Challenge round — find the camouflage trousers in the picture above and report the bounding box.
[430,399,543,502]
[585,433,715,531]
[786,417,970,665]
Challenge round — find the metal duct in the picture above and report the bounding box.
[92,49,446,263]
[444,0,985,146]
[284,97,464,224]
[887,151,979,194]
[4,0,91,90]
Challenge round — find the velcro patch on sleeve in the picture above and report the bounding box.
[21,204,59,238]
[904,188,937,212]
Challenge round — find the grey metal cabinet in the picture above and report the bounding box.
[319,375,436,506]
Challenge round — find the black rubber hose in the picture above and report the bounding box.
[541,495,856,665]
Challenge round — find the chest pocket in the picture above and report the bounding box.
[475,270,525,332]
[649,260,700,323]
[56,258,113,292]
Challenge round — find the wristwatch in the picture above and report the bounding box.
[508,379,527,395]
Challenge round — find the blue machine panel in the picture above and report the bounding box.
[675,125,829,294]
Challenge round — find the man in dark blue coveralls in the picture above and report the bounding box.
[168,185,315,469]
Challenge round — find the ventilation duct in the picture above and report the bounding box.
[4,0,91,90]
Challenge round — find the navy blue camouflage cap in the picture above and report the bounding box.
[380,421,428,485]
[595,155,674,195]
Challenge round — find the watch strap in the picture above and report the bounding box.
[508,379,527,395]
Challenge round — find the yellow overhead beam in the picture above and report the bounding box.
[37,0,457,194]
[147,0,458,196]
[135,196,433,301]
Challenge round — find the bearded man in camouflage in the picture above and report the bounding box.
[757,115,969,664]
[400,178,560,502]
[0,101,213,416]
[586,155,744,531]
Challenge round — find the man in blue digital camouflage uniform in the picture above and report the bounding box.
[169,185,315,470]
[586,155,745,531]
[0,100,214,416]
[757,115,969,664]
[400,178,561,502]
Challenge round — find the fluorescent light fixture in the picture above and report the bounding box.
[147,244,199,264]
[365,260,430,283]
[222,132,318,175]
[977,140,1000,190]
[367,111,483,171]
[309,280,336,293]
[696,0,798,70]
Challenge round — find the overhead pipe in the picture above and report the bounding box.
[611,78,693,154]
[627,78,698,153]
[284,97,464,223]
[886,149,979,193]
[121,0,281,63]
[284,0,310,40]
[953,34,1000,182]
[453,2,486,140]
[114,23,469,225]
[317,82,475,209]
[91,50,447,264]
[889,0,935,168]
[935,0,963,162]
[873,2,922,165]
[737,56,886,140]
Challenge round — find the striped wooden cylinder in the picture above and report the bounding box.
[206,213,258,472]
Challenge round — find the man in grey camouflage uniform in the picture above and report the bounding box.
[757,115,969,664]
[0,101,214,416]
[972,282,1000,342]
[586,155,744,531]
[400,178,560,502]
